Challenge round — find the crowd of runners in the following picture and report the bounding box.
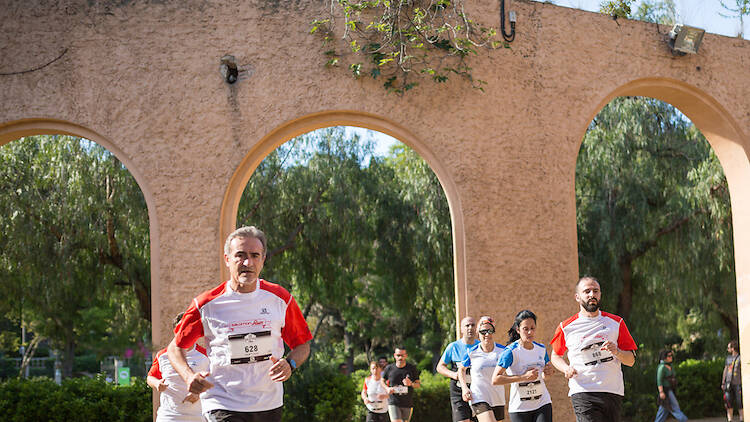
[144,225,741,422]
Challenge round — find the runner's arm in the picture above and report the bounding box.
[436,361,458,381]
[491,365,537,385]
[550,350,576,379]
[167,338,213,393]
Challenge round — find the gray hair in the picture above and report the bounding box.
[224,226,267,256]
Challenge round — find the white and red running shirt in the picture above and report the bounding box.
[148,345,209,422]
[174,279,313,414]
[362,376,389,414]
[550,311,637,396]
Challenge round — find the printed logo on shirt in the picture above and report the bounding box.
[230,319,271,332]
[260,308,270,315]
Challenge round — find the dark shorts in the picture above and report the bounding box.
[451,392,474,421]
[366,411,390,422]
[388,405,413,421]
[570,392,622,422]
[724,384,743,410]
[206,407,283,422]
[471,402,505,420]
[509,403,553,422]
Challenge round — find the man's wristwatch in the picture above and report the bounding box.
[286,357,297,372]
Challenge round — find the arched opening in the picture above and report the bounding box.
[0,119,157,380]
[219,111,469,338]
[573,78,750,419]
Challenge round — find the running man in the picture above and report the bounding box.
[167,226,312,422]
[493,310,553,422]
[383,346,421,422]
[437,316,479,422]
[550,276,637,422]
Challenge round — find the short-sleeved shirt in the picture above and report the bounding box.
[725,354,742,385]
[461,343,506,407]
[173,279,313,414]
[550,311,637,396]
[440,339,480,397]
[497,340,551,413]
[383,363,420,408]
[148,345,209,421]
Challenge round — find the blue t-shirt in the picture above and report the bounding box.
[441,339,480,395]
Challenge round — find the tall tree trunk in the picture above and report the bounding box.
[616,258,633,320]
[62,332,76,378]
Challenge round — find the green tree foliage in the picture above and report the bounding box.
[720,0,750,37]
[0,136,150,377]
[576,97,736,359]
[237,127,454,370]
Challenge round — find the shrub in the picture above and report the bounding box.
[0,375,151,421]
[283,359,358,421]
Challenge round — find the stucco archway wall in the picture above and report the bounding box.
[2,1,750,419]
[218,111,470,330]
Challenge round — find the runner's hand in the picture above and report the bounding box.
[522,368,539,381]
[601,340,618,356]
[156,379,168,392]
[182,392,200,403]
[563,366,577,379]
[187,371,213,394]
[461,387,472,402]
[269,356,292,382]
[659,391,666,400]
[403,374,413,387]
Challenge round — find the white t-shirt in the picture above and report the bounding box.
[497,340,551,413]
[550,311,637,396]
[461,342,507,407]
[174,280,313,414]
[149,345,209,422]
[363,376,389,413]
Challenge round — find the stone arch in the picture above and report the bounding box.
[0,118,162,336]
[219,110,469,332]
[574,77,750,390]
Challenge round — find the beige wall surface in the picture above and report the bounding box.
[2,0,750,419]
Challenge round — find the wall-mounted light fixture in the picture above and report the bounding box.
[500,0,516,43]
[220,55,239,84]
[668,24,705,55]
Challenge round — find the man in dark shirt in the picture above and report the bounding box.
[722,340,743,422]
[383,346,421,422]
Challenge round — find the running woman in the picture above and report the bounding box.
[361,361,390,422]
[458,316,507,421]
[148,312,210,422]
[493,310,553,422]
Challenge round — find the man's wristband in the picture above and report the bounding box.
[285,356,297,372]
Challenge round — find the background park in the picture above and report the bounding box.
[1,0,749,421]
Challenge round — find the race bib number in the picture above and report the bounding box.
[581,342,613,366]
[518,380,542,401]
[366,400,386,412]
[392,385,408,395]
[229,331,273,364]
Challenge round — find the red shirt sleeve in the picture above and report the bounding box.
[617,320,637,351]
[550,324,567,356]
[174,301,204,349]
[363,378,368,392]
[147,349,165,379]
[282,296,313,349]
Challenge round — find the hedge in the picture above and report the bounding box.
[0,376,151,422]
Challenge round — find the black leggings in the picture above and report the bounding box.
[509,403,553,422]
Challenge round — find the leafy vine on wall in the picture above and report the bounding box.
[310,0,508,94]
